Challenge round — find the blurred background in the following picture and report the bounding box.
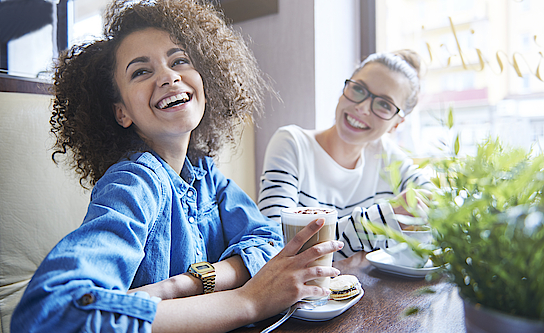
[1,0,543,199]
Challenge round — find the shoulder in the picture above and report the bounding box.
[109,151,164,173]
[285,124,315,138]
[193,156,218,176]
[190,156,223,184]
[269,125,316,150]
[273,124,312,141]
[88,152,169,221]
[95,152,169,194]
[377,136,411,160]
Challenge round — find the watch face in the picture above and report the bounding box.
[191,262,214,273]
[189,262,215,294]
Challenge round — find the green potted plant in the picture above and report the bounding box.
[361,110,544,332]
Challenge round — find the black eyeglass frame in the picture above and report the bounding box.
[343,79,405,120]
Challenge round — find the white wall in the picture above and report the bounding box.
[314,0,360,130]
[229,0,360,198]
[234,0,316,198]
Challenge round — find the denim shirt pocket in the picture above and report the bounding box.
[197,197,225,260]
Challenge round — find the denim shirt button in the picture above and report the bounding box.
[187,190,194,197]
[78,293,95,306]
[268,240,274,246]
[188,216,195,223]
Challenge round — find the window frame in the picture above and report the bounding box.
[0,74,51,95]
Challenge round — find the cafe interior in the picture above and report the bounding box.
[1,0,543,332]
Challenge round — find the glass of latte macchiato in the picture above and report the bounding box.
[281,207,338,295]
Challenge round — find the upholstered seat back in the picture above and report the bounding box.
[0,92,89,333]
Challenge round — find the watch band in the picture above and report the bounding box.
[201,274,215,294]
[188,262,216,294]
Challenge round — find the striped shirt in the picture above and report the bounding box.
[258,125,433,259]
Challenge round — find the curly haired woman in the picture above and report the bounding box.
[11,1,342,332]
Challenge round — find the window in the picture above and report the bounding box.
[376,0,544,157]
[0,0,107,81]
[0,0,274,81]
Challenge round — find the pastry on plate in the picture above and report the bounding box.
[329,274,362,301]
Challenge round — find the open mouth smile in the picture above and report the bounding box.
[156,92,192,110]
[345,114,370,130]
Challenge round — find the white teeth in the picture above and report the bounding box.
[346,114,369,129]
[157,92,190,109]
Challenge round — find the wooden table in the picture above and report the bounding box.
[232,252,466,332]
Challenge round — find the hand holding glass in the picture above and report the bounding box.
[281,207,338,295]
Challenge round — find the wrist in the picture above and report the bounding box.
[187,261,216,294]
[128,276,188,300]
[235,286,263,323]
[174,272,203,297]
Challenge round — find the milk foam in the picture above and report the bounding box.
[281,207,337,226]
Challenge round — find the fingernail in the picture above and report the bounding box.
[316,218,325,226]
[335,241,344,249]
[334,268,341,276]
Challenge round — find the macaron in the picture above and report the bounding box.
[329,274,362,301]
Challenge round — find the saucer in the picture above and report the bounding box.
[366,249,439,278]
[290,286,364,321]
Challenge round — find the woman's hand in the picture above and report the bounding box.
[238,218,343,321]
[392,188,432,220]
[151,219,343,332]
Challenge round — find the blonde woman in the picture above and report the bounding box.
[259,50,433,259]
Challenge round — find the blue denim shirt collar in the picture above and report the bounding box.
[147,150,207,196]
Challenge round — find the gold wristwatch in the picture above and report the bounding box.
[188,261,216,294]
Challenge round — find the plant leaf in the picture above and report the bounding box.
[413,287,437,296]
[406,187,418,208]
[447,106,454,129]
[454,135,460,156]
[388,162,402,189]
[403,306,421,317]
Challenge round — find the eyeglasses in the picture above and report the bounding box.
[343,79,405,120]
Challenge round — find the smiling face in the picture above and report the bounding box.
[113,27,205,156]
[334,62,411,147]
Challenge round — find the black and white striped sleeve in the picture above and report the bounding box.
[337,204,402,258]
[258,128,300,222]
[398,161,434,192]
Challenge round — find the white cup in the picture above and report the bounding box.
[281,207,338,292]
[381,227,432,268]
[402,228,433,244]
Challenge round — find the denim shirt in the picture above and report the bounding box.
[11,151,283,333]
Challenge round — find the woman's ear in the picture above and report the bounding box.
[114,103,133,128]
[388,116,405,133]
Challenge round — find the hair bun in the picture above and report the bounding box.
[393,49,422,79]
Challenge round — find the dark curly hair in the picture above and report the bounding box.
[50,0,270,188]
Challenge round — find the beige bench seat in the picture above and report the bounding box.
[0,92,89,333]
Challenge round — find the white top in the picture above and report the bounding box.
[258,125,432,259]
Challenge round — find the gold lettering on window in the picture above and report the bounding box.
[422,17,543,82]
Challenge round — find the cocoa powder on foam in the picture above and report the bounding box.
[294,208,334,215]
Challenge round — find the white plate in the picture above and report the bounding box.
[366,249,439,278]
[290,287,364,321]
